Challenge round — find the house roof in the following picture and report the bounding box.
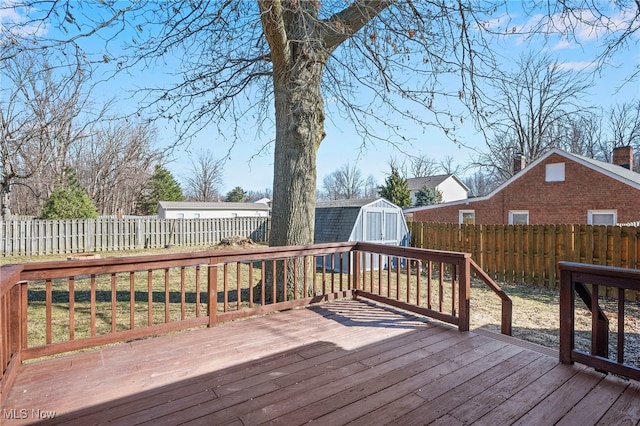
[404,148,640,213]
[158,201,270,211]
[407,174,470,192]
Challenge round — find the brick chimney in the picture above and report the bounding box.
[613,146,633,170]
[513,154,526,174]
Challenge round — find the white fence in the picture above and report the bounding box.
[0,217,270,257]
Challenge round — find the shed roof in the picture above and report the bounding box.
[314,202,364,243]
[158,201,270,211]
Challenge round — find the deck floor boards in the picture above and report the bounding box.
[3,299,639,425]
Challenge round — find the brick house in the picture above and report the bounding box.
[405,147,640,225]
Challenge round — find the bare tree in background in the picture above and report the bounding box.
[439,155,462,176]
[0,48,105,216]
[409,155,440,178]
[363,175,378,198]
[72,121,162,215]
[463,170,501,198]
[322,163,364,200]
[183,150,224,202]
[604,101,640,171]
[478,53,592,181]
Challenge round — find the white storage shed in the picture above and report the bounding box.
[314,198,410,271]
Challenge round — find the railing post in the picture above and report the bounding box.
[458,256,471,332]
[208,260,218,327]
[559,264,574,364]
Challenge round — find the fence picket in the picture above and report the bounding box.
[0,217,270,257]
[411,221,640,301]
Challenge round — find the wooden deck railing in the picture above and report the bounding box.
[0,242,512,404]
[559,261,640,381]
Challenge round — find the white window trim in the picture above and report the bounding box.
[587,210,617,225]
[508,210,529,225]
[459,210,475,225]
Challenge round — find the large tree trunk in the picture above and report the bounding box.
[260,1,327,300]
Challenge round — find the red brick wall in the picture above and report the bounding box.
[412,153,640,224]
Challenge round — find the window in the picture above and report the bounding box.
[588,210,617,225]
[193,213,201,219]
[545,163,565,182]
[459,210,475,225]
[509,210,529,225]
[177,213,185,219]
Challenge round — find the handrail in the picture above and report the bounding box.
[470,259,512,335]
[0,242,511,405]
[559,261,640,381]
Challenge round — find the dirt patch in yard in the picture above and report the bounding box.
[469,279,640,368]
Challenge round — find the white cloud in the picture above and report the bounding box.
[0,0,49,39]
[554,61,597,72]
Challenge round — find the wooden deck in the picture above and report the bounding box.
[3,299,639,425]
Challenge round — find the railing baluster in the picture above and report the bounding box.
[90,275,97,336]
[451,264,457,316]
[293,257,298,300]
[427,261,432,309]
[416,260,421,306]
[181,267,186,320]
[406,258,410,303]
[164,269,170,323]
[223,264,229,312]
[618,288,625,364]
[130,271,135,329]
[330,255,335,294]
[147,270,153,326]
[271,260,277,303]
[303,256,308,298]
[438,262,444,312]
[196,265,201,318]
[261,260,266,304]
[236,263,242,310]
[45,279,52,344]
[283,259,288,302]
[248,262,254,308]
[111,273,117,332]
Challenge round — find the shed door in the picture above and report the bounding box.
[365,209,399,245]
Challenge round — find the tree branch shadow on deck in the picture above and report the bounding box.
[306,299,448,330]
[7,308,637,426]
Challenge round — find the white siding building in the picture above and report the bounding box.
[157,201,270,219]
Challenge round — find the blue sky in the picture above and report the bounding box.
[160,4,640,194]
[3,2,639,195]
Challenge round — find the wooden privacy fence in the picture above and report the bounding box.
[0,217,270,257]
[409,222,640,301]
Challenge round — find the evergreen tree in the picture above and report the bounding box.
[40,168,99,219]
[414,186,443,207]
[379,166,410,207]
[226,186,247,202]
[138,165,184,215]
